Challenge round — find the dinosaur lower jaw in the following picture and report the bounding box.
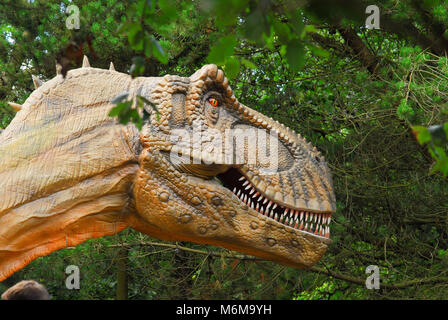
[216,167,332,240]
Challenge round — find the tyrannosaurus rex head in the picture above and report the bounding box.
[134,64,336,268]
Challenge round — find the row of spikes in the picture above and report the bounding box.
[7,56,114,112]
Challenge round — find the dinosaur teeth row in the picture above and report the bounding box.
[232,177,331,239]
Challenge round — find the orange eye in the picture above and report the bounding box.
[208,97,219,107]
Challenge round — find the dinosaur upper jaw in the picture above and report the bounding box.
[216,167,333,240]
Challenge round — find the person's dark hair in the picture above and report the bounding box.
[1,280,51,300]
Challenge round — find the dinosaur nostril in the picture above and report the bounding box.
[211,196,223,206]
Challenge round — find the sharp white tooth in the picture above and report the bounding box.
[272,203,277,210]
[237,189,241,197]
[285,208,289,215]
[260,207,264,214]
[305,223,309,231]
[269,210,274,218]
[256,203,259,211]
[249,188,256,195]
[310,223,314,231]
[286,217,290,225]
[300,211,304,221]
[314,213,317,223]
[290,217,294,226]
[274,213,279,221]
[255,192,260,197]
[243,194,247,202]
[245,185,251,190]
[243,180,250,187]
[233,187,237,193]
[305,212,309,221]
[263,198,268,204]
[239,176,245,181]
[266,202,272,210]
[328,216,331,224]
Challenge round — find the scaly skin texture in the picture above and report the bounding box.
[0,58,335,281]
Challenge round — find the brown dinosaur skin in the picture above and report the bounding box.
[0,60,335,281]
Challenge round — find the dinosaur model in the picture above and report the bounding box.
[0,57,336,281]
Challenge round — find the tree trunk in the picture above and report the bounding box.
[116,247,128,300]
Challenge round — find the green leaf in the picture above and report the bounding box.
[272,19,291,44]
[429,145,448,177]
[307,44,329,58]
[304,24,318,33]
[137,95,160,121]
[151,38,168,64]
[108,104,125,117]
[240,58,257,69]
[285,39,305,71]
[127,24,144,50]
[224,56,240,79]
[243,9,269,44]
[207,35,237,64]
[130,56,145,78]
[158,0,177,21]
[412,126,432,144]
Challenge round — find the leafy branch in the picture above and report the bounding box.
[109,91,159,130]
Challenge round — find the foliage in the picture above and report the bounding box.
[1,0,448,300]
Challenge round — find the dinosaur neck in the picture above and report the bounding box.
[0,69,147,281]
[0,163,139,281]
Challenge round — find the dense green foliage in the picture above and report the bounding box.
[1,0,448,299]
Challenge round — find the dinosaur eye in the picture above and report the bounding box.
[208,97,219,107]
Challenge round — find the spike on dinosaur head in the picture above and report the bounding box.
[32,75,43,89]
[8,102,22,112]
[82,55,90,68]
